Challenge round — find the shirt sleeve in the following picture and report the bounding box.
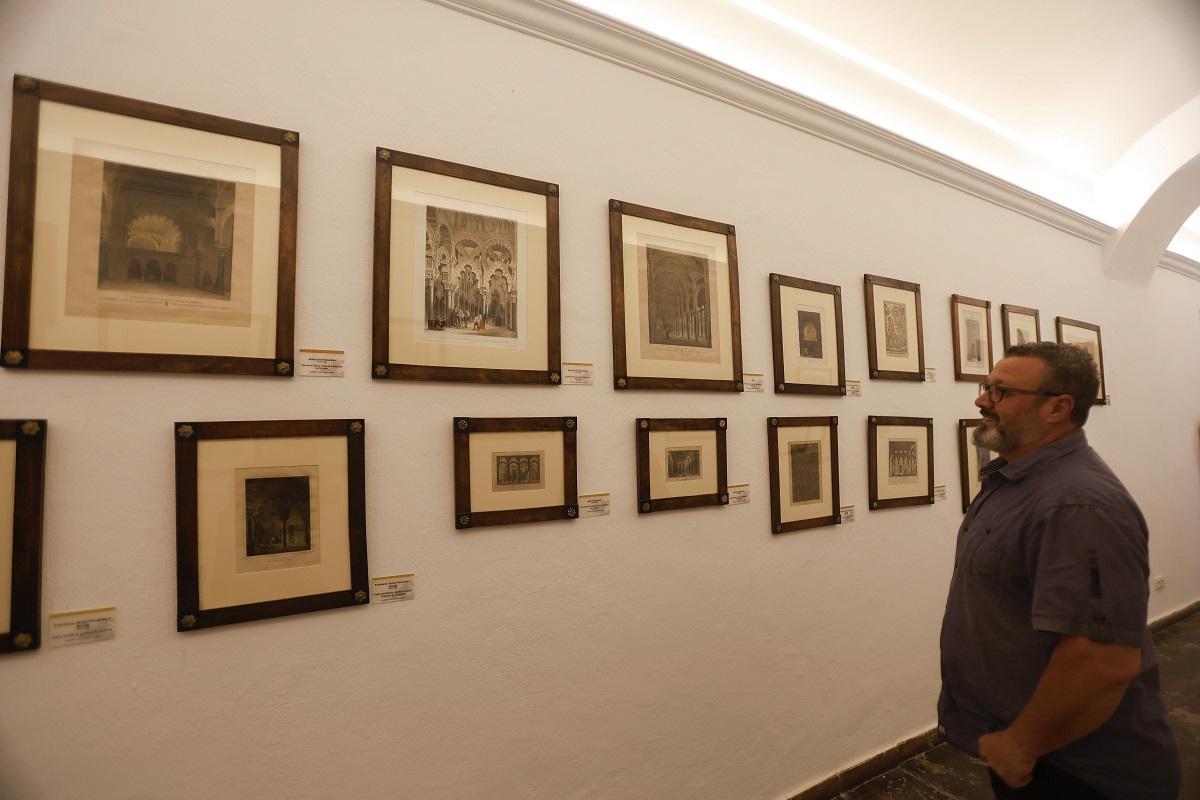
[1025,503,1148,646]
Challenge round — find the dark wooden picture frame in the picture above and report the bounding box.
[635,417,729,513]
[867,415,934,510]
[608,200,743,392]
[0,420,46,654]
[957,418,996,514]
[453,417,578,528]
[175,419,368,631]
[769,274,846,395]
[372,149,561,385]
[950,294,993,381]
[863,274,925,381]
[2,75,298,377]
[1055,317,1107,405]
[767,416,840,534]
[1000,303,1041,350]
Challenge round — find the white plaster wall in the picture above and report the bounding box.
[0,2,1197,798]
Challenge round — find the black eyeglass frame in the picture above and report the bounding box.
[977,380,1063,404]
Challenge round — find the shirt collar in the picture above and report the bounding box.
[983,428,1088,483]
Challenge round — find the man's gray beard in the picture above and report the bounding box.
[972,420,1018,453]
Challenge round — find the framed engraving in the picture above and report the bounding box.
[951,294,993,381]
[867,415,934,510]
[175,419,368,631]
[957,418,997,514]
[636,418,729,513]
[1056,317,1106,404]
[863,274,925,381]
[609,200,743,391]
[1000,304,1041,350]
[0,420,46,654]
[2,75,297,376]
[767,416,840,534]
[769,274,846,395]
[372,150,560,384]
[453,417,578,528]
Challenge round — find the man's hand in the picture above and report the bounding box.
[979,730,1035,788]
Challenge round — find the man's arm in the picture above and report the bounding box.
[979,634,1141,787]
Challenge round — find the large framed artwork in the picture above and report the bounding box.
[769,274,846,395]
[950,294,993,381]
[0,420,46,654]
[863,274,925,381]
[608,200,743,391]
[1000,303,1041,350]
[2,76,297,376]
[372,149,561,384]
[1056,317,1106,404]
[175,419,369,631]
[767,416,840,534]
[957,418,996,513]
[636,418,729,513]
[867,415,934,510]
[453,417,578,528]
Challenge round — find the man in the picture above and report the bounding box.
[939,342,1180,799]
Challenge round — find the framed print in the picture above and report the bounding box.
[957,419,997,513]
[175,419,368,631]
[636,417,729,513]
[1056,317,1106,404]
[0,420,46,654]
[867,415,934,510]
[767,416,840,534]
[950,294,993,381]
[863,274,924,381]
[1000,303,1041,350]
[453,417,578,528]
[372,149,560,384]
[769,274,846,395]
[608,200,743,392]
[2,75,297,376]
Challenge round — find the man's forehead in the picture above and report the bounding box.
[990,356,1046,384]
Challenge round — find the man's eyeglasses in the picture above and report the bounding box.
[977,380,1063,404]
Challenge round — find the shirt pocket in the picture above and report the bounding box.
[966,526,1007,586]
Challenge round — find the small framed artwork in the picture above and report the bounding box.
[957,419,997,513]
[767,416,840,534]
[0,420,47,654]
[863,274,925,381]
[769,274,846,395]
[1055,317,1106,404]
[1000,304,1041,350]
[867,415,934,510]
[2,75,297,376]
[453,417,578,528]
[636,418,729,513]
[609,200,743,391]
[372,149,561,384]
[175,419,369,631]
[950,294,993,381]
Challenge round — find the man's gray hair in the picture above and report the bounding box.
[1004,341,1099,426]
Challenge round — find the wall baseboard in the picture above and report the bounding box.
[1150,598,1200,633]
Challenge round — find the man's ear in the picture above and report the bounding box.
[1044,393,1075,424]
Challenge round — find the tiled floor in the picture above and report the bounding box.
[834,609,1200,799]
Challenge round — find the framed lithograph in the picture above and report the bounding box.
[867,415,934,510]
[2,76,297,376]
[950,294,993,381]
[372,149,560,384]
[0,420,46,654]
[636,417,729,513]
[1000,303,1041,350]
[175,419,368,631]
[1056,317,1106,404]
[767,416,840,534]
[453,417,578,528]
[608,200,743,391]
[863,274,924,381]
[769,274,846,395]
[957,419,996,514]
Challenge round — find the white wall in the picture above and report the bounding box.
[1,2,1197,799]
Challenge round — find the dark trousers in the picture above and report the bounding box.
[989,761,1109,799]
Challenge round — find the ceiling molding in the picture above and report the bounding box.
[428,0,1197,281]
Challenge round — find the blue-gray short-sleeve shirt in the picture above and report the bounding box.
[938,430,1180,800]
